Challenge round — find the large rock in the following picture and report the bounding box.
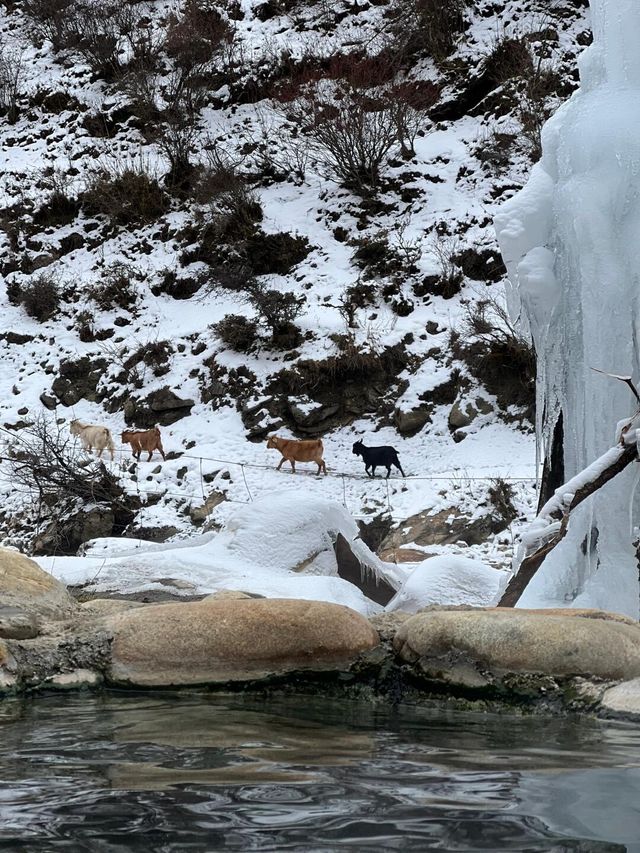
[601,678,640,715]
[394,607,640,684]
[380,507,506,551]
[107,598,379,687]
[0,548,77,623]
[124,386,195,427]
[394,405,431,436]
[33,506,116,556]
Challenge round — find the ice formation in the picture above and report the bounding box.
[495,0,640,617]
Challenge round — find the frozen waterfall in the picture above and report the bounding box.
[495,0,640,618]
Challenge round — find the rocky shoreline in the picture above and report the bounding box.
[3,548,640,721]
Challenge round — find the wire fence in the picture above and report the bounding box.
[0,429,539,528]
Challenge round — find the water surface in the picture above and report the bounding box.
[0,692,638,851]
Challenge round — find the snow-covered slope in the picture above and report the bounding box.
[0,0,590,570]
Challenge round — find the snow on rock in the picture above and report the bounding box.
[495,0,640,618]
[37,493,397,616]
[385,555,506,614]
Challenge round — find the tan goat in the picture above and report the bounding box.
[266,435,327,475]
[121,426,166,462]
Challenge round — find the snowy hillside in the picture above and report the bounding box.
[0,0,590,566]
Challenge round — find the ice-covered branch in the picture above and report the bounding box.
[499,419,640,608]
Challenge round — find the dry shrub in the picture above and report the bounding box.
[453,297,535,419]
[284,81,420,193]
[213,314,258,353]
[388,0,470,63]
[7,414,123,504]
[200,355,257,407]
[0,44,23,124]
[487,477,518,524]
[282,338,409,394]
[244,231,310,276]
[83,160,169,226]
[166,0,233,72]
[8,272,60,321]
[88,262,140,311]
[125,340,174,377]
[164,0,234,114]
[24,0,161,80]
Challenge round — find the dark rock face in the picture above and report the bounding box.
[51,356,108,407]
[34,506,116,555]
[333,533,397,606]
[123,387,195,427]
[380,506,509,553]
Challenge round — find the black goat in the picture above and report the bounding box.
[352,440,405,478]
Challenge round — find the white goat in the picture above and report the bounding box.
[70,419,115,461]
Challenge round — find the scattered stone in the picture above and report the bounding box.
[394,608,640,684]
[107,599,380,687]
[51,356,107,406]
[124,387,195,427]
[31,252,57,271]
[48,669,102,689]
[448,399,478,430]
[155,577,197,590]
[124,525,179,543]
[379,506,505,550]
[34,507,115,556]
[39,393,57,410]
[289,399,340,429]
[58,232,85,255]
[334,533,397,606]
[369,611,411,642]
[394,405,431,436]
[377,546,432,563]
[190,491,226,525]
[1,331,34,345]
[80,599,149,616]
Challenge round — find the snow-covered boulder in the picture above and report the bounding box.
[386,555,506,614]
[38,493,398,615]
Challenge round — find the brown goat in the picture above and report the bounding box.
[266,434,327,475]
[121,426,166,462]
